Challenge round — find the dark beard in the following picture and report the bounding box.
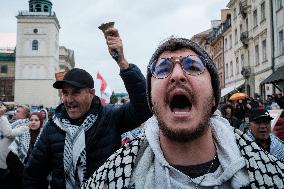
[153,93,214,143]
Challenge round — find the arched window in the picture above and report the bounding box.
[35,4,41,12]
[44,5,49,12]
[32,40,39,50]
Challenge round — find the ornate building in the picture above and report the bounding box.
[13,0,74,107]
[0,49,15,102]
[0,0,75,107]
[227,0,274,97]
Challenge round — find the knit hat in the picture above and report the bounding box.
[146,37,220,114]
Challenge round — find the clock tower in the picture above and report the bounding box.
[15,0,60,107]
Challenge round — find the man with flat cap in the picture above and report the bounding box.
[246,109,284,162]
[23,27,152,189]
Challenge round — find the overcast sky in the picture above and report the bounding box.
[0,0,228,93]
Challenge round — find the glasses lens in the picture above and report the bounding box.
[181,56,205,75]
[151,59,173,78]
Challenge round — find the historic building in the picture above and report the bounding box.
[13,0,74,108]
[261,0,284,93]
[0,0,75,107]
[15,0,60,107]
[226,0,274,97]
[222,10,246,99]
[207,9,231,89]
[0,49,15,102]
[0,45,74,104]
[191,0,284,100]
[59,46,75,71]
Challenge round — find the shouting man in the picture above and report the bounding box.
[84,38,284,188]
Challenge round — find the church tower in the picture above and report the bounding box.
[15,0,60,108]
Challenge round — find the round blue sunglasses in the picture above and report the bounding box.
[149,55,206,79]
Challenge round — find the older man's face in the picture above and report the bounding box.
[151,48,215,142]
[61,85,95,119]
[13,107,27,119]
[249,118,271,141]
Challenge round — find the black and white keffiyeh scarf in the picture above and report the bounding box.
[83,130,284,189]
[54,114,97,189]
[11,118,29,128]
[9,129,41,164]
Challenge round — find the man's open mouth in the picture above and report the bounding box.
[67,105,78,110]
[169,94,192,113]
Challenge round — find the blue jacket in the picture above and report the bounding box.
[23,64,152,189]
[246,131,284,162]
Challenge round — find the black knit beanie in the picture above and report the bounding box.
[146,37,220,114]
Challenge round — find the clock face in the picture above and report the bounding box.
[33,28,38,34]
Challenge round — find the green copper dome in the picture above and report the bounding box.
[29,0,52,13]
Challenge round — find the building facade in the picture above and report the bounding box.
[265,0,284,91]
[227,0,274,98]
[14,0,70,108]
[59,46,75,71]
[0,49,15,102]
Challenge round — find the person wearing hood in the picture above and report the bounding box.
[83,37,284,189]
[5,112,44,189]
[23,27,152,189]
[39,108,49,126]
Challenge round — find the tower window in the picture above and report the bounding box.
[44,5,49,12]
[32,40,39,50]
[35,4,41,12]
[1,65,8,73]
[33,29,38,34]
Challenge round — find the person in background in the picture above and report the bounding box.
[40,108,49,126]
[10,105,30,128]
[0,103,28,185]
[273,93,284,109]
[270,95,280,110]
[83,37,284,188]
[5,112,45,189]
[233,101,246,122]
[273,112,284,141]
[221,104,241,129]
[23,27,152,189]
[246,109,284,162]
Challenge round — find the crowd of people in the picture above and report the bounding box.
[219,95,284,139]
[0,27,284,189]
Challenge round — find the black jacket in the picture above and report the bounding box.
[23,64,152,189]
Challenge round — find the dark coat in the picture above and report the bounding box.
[23,64,152,189]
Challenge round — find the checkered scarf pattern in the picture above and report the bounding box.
[83,130,284,189]
[235,129,284,188]
[82,136,144,189]
[54,114,97,189]
[9,129,41,163]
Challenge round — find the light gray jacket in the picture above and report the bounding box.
[0,116,28,169]
[83,116,284,189]
[129,116,249,189]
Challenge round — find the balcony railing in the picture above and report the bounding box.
[240,31,249,48]
[241,66,251,79]
[18,10,55,16]
[239,0,248,18]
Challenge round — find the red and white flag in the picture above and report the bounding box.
[94,72,112,105]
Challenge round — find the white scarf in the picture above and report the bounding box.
[54,114,97,189]
[9,129,41,163]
